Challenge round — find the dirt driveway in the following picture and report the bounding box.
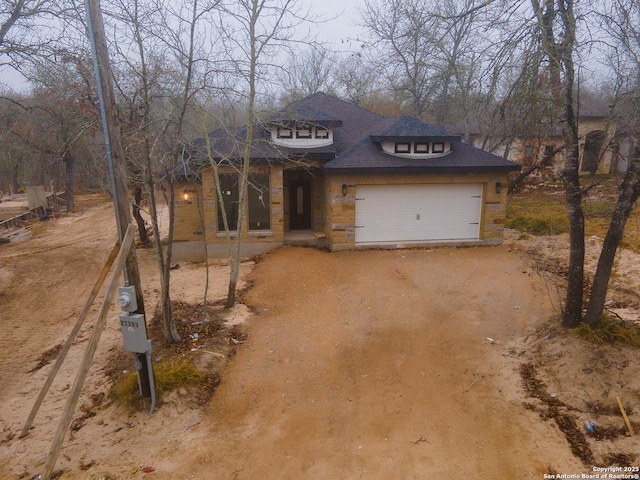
[151,246,583,479]
[5,197,635,479]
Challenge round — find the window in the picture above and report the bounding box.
[217,174,239,231]
[524,145,534,157]
[248,174,270,231]
[296,126,312,139]
[432,142,445,153]
[414,143,429,153]
[315,127,329,139]
[277,127,293,139]
[395,142,411,153]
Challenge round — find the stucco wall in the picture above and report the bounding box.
[509,117,617,175]
[324,173,510,251]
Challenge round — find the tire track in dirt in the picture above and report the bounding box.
[0,202,118,422]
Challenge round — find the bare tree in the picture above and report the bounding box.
[359,0,440,118]
[0,53,99,212]
[277,47,338,102]
[0,0,78,86]
[108,0,223,342]
[333,53,382,106]
[582,0,640,326]
[212,0,311,308]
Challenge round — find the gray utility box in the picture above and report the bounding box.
[119,313,149,353]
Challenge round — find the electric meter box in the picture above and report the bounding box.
[119,313,149,353]
[118,285,138,313]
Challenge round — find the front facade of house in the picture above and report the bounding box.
[173,93,520,261]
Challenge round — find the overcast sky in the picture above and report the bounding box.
[0,0,367,93]
[304,0,365,47]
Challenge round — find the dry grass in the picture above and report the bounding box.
[506,211,568,236]
[507,177,640,252]
[576,314,640,348]
[110,357,207,408]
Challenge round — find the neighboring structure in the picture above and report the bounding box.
[459,108,619,175]
[173,92,520,261]
[509,116,617,175]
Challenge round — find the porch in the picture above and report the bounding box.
[284,230,327,248]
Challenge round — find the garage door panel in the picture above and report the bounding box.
[355,184,482,243]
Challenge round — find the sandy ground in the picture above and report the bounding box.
[0,194,639,479]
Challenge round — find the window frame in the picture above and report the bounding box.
[296,125,312,139]
[216,173,239,232]
[315,127,329,139]
[247,173,271,231]
[395,142,411,154]
[432,142,445,154]
[414,142,429,154]
[277,127,293,139]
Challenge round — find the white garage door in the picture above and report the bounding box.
[355,184,483,243]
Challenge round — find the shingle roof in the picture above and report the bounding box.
[188,123,336,167]
[324,136,520,174]
[265,102,343,127]
[185,91,520,176]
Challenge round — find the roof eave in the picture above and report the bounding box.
[369,135,462,143]
[324,165,521,175]
[265,119,343,128]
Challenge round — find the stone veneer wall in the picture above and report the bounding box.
[324,173,510,251]
[172,165,285,261]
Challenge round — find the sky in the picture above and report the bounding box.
[0,0,367,93]
[303,0,366,47]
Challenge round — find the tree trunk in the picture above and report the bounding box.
[532,0,583,327]
[583,146,640,326]
[560,64,584,328]
[64,151,75,213]
[562,161,585,327]
[225,0,259,309]
[162,176,180,342]
[132,186,148,244]
[10,166,19,194]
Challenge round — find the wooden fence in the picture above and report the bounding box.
[0,192,66,230]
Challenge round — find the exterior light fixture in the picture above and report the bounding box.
[495,182,502,194]
[342,183,348,196]
[183,189,194,203]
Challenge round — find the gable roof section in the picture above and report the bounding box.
[369,116,461,143]
[265,100,343,128]
[284,92,385,154]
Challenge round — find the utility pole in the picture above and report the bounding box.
[85,0,152,397]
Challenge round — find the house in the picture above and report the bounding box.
[173,92,520,261]
[457,105,619,175]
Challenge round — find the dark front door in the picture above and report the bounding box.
[289,179,311,230]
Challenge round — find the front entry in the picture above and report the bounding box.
[289,178,312,230]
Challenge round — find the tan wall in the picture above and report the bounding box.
[173,164,285,245]
[510,117,617,175]
[324,173,510,251]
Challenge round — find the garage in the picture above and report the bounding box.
[355,184,483,243]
